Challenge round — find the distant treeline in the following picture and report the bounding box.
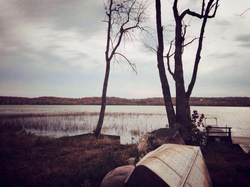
[0,96,250,106]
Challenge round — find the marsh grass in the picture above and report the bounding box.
[0,112,167,142]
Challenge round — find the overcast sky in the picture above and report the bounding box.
[0,0,250,98]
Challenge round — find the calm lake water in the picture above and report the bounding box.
[1,105,250,144]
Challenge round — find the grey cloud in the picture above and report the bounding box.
[234,34,250,48]
[194,64,250,97]
[34,49,89,70]
[0,65,93,86]
[0,19,26,50]
[235,34,250,42]
[14,0,105,34]
[71,52,89,61]
[0,0,96,72]
[0,0,105,57]
[238,43,250,48]
[214,20,231,26]
[206,52,238,59]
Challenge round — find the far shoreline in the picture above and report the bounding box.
[1,96,250,107]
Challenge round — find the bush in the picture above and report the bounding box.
[175,110,207,146]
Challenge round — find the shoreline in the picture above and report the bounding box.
[0,128,250,186]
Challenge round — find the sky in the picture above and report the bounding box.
[0,0,250,99]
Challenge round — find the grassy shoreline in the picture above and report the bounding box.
[1,127,250,187]
[0,127,137,187]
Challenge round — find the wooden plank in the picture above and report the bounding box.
[239,144,250,154]
[232,137,250,154]
[232,137,250,144]
[207,127,228,137]
[206,126,232,143]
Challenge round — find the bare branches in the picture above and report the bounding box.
[105,0,149,64]
[95,0,148,137]
[180,9,203,20]
[163,36,198,81]
[208,0,219,18]
[171,0,219,98]
[183,37,198,48]
[238,8,250,17]
[114,52,137,74]
[142,39,157,53]
[165,40,175,79]
[139,26,158,53]
[186,0,219,98]
[177,0,219,20]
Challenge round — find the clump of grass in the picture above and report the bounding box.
[130,129,141,136]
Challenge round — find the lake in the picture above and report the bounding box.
[0,105,249,144]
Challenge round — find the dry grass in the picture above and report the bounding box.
[1,124,250,187]
[0,126,137,187]
[202,142,250,187]
[0,112,167,142]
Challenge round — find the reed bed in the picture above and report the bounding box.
[0,112,168,142]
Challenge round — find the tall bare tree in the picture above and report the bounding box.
[94,0,148,138]
[155,0,176,128]
[155,0,219,136]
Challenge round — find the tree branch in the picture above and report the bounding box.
[180,0,219,20]
[182,37,198,48]
[186,0,219,98]
[180,9,203,20]
[201,0,205,16]
[105,0,114,62]
[142,39,157,53]
[105,0,149,71]
[114,52,137,74]
[238,8,250,17]
[165,40,175,79]
[208,0,219,18]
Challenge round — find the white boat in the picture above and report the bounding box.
[125,144,212,187]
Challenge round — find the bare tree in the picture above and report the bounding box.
[94,0,148,138]
[155,0,176,128]
[155,0,219,137]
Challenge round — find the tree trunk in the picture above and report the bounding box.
[94,0,147,138]
[94,60,110,138]
[94,0,113,138]
[173,3,191,129]
[155,0,176,128]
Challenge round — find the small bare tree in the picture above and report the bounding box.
[94,0,148,138]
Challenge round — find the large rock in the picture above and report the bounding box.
[138,128,185,157]
[125,157,136,166]
[100,165,135,187]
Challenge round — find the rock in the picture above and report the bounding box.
[100,165,135,187]
[125,157,136,166]
[138,128,185,157]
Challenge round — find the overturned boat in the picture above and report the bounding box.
[125,144,212,187]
